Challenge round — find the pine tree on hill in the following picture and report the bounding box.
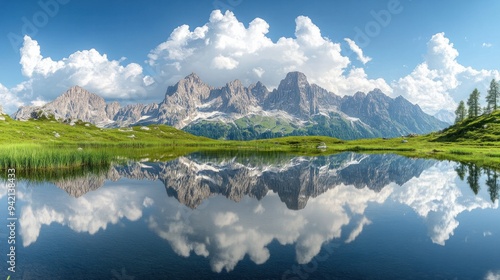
[467,88,481,118]
[486,79,500,112]
[454,100,467,123]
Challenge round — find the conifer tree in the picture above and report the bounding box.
[486,79,500,112]
[454,101,467,123]
[467,88,481,118]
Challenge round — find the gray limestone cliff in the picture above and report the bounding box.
[14,86,114,126]
[12,72,449,137]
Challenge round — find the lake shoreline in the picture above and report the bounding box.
[2,134,500,171]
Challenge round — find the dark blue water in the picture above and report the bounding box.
[1,153,499,279]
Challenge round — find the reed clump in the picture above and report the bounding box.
[0,144,112,170]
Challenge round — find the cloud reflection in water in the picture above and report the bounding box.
[4,153,497,273]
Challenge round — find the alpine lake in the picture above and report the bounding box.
[1,151,500,280]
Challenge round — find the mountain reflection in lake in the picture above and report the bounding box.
[1,152,499,279]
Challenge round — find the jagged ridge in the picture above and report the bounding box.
[12,72,448,139]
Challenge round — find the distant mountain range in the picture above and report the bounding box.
[433,109,455,125]
[13,72,449,140]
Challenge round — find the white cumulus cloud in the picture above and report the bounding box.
[14,36,152,109]
[0,83,23,113]
[147,10,391,96]
[392,32,500,115]
[211,55,239,70]
[20,36,64,77]
[3,13,500,118]
[344,38,372,64]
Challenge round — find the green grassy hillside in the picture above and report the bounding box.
[0,115,212,145]
[0,115,218,170]
[433,110,500,142]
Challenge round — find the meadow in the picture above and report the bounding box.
[2,111,500,170]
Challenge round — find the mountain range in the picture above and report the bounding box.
[13,72,449,140]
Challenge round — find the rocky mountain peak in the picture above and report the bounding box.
[212,79,256,114]
[221,79,246,96]
[186,72,200,80]
[58,85,104,102]
[369,88,384,95]
[13,86,114,126]
[353,91,367,99]
[249,81,269,103]
[254,81,265,88]
[366,88,389,100]
[181,72,204,86]
[393,95,414,106]
[278,71,309,90]
[67,85,85,92]
[157,73,213,128]
[266,71,318,117]
[166,72,211,97]
[227,79,243,88]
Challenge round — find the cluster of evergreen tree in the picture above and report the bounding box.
[455,79,500,123]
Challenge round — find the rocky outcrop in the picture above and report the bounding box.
[264,72,319,118]
[340,89,449,137]
[113,103,159,127]
[248,81,270,104]
[152,73,213,128]
[143,74,263,128]
[212,79,258,114]
[105,102,121,120]
[13,86,114,126]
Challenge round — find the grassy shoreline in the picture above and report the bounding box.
[2,113,500,170]
[2,135,500,171]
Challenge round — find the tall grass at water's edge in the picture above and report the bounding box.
[0,144,112,170]
[0,143,210,171]
[3,134,500,171]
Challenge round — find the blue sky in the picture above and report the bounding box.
[1,0,499,116]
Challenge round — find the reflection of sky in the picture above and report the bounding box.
[2,158,499,274]
[486,271,500,280]
[392,161,498,245]
[13,178,165,247]
[147,184,394,272]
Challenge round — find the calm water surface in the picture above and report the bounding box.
[1,152,499,279]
